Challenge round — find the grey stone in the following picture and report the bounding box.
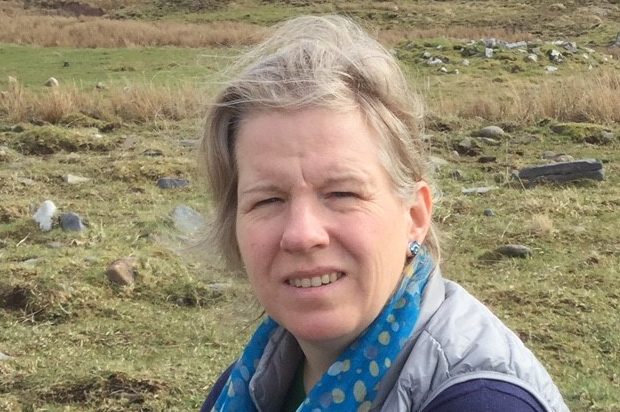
[561,41,578,53]
[505,41,527,49]
[21,258,41,267]
[545,65,558,73]
[172,205,205,234]
[157,177,189,189]
[549,3,566,11]
[63,174,91,184]
[483,38,498,48]
[439,66,448,73]
[548,49,563,63]
[0,352,11,361]
[44,77,59,87]
[180,139,199,148]
[518,159,603,179]
[551,154,574,163]
[95,82,106,90]
[17,177,35,186]
[525,54,538,63]
[462,186,498,195]
[483,208,495,217]
[60,212,86,232]
[427,57,443,65]
[461,59,470,66]
[455,137,481,156]
[106,258,136,286]
[422,51,431,58]
[484,48,494,58]
[495,244,532,258]
[33,200,57,231]
[477,125,505,138]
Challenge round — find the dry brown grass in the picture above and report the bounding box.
[2,68,619,126]
[0,14,266,48]
[428,68,620,124]
[0,82,205,124]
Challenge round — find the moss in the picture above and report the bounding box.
[550,122,617,144]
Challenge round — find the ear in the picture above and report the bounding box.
[406,181,433,243]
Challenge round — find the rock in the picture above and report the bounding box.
[106,258,137,286]
[17,177,35,186]
[483,208,495,217]
[462,186,498,195]
[451,150,460,158]
[551,154,574,163]
[439,66,448,73]
[478,156,497,163]
[455,137,481,156]
[33,200,57,231]
[505,41,528,49]
[430,156,449,172]
[495,244,532,258]
[548,49,563,63]
[545,65,558,73]
[484,48,494,58]
[59,212,86,231]
[600,131,616,145]
[483,38,498,48]
[179,139,198,148]
[427,57,443,65]
[142,149,164,157]
[518,159,604,186]
[461,59,470,66]
[476,125,505,138]
[0,351,11,361]
[480,137,501,146]
[63,174,91,184]
[549,3,566,11]
[172,205,205,234]
[21,258,41,267]
[561,41,578,53]
[95,82,106,89]
[450,169,465,181]
[63,61,70,67]
[157,177,189,189]
[525,54,538,63]
[422,51,431,59]
[44,77,59,87]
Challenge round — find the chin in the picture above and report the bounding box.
[284,316,361,347]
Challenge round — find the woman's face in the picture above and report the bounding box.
[235,108,431,348]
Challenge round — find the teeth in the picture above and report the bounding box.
[289,272,343,288]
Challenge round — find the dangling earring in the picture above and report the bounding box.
[408,240,421,258]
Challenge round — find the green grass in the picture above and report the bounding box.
[0,44,233,89]
[1,1,620,410]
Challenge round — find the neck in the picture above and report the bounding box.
[297,338,348,392]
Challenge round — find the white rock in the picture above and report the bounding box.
[0,351,11,361]
[63,174,91,184]
[439,66,448,73]
[44,77,59,87]
[33,200,57,231]
[485,48,494,58]
[525,54,538,63]
[462,59,470,66]
[427,57,444,65]
[546,66,559,72]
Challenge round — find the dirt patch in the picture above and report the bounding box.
[0,279,73,322]
[34,1,105,17]
[40,372,166,405]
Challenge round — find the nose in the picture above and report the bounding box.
[280,198,329,253]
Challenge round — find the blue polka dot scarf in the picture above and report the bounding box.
[213,250,435,411]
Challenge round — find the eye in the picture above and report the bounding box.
[329,191,358,199]
[254,197,282,208]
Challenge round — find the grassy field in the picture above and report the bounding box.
[1,1,619,411]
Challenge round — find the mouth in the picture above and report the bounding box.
[287,271,345,288]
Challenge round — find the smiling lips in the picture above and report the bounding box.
[287,271,344,288]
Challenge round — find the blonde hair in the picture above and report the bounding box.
[200,15,439,270]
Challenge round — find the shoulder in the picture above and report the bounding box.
[421,379,546,412]
[200,362,235,412]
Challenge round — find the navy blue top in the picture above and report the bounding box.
[200,366,545,411]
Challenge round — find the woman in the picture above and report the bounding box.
[199,15,568,412]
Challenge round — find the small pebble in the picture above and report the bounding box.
[483,208,495,217]
[495,244,532,258]
[157,177,189,189]
[106,258,137,286]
